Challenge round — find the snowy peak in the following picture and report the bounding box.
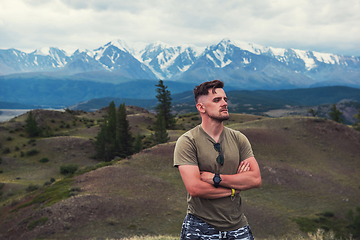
[0,38,359,89]
[134,41,205,79]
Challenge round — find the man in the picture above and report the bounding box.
[173,80,261,239]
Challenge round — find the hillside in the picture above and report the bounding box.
[0,109,360,239]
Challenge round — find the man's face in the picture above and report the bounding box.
[198,88,229,122]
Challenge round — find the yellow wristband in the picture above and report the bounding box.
[231,188,235,197]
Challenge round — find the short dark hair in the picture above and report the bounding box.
[193,80,224,103]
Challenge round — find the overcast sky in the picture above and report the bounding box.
[1,0,359,56]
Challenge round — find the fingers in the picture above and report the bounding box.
[237,161,250,173]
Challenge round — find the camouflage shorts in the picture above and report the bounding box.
[180,214,254,240]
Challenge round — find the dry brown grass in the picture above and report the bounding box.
[1,111,359,240]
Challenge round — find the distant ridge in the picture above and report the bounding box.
[1,38,360,90]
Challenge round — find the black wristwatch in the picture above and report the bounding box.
[213,173,222,188]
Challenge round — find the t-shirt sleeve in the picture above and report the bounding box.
[173,133,198,167]
[237,132,254,162]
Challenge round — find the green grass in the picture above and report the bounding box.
[27,217,48,230]
[12,178,74,211]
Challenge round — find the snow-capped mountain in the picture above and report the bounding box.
[1,38,359,89]
[0,47,71,75]
[180,39,360,89]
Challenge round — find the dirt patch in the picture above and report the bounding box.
[303,118,360,156]
[241,128,289,146]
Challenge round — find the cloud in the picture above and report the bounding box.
[0,0,359,56]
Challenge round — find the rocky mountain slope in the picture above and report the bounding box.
[1,39,359,89]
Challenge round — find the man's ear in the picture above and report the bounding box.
[196,103,205,113]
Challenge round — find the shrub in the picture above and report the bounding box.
[25,184,39,192]
[26,149,39,156]
[0,157,2,164]
[322,211,335,218]
[2,147,10,154]
[0,168,3,174]
[60,164,79,175]
[39,157,49,163]
[43,181,51,186]
[69,186,81,197]
[50,177,55,183]
[6,136,13,141]
[27,217,48,230]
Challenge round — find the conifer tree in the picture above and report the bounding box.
[354,109,360,131]
[155,80,176,129]
[152,113,170,144]
[116,103,134,158]
[134,133,143,153]
[107,101,117,156]
[328,104,343,123]
[25,111,42,137]
[94,117,113,161]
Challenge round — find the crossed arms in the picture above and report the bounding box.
[178,157,261,199]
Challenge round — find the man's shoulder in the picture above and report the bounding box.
[178,125,202,140]
[223,126,248,140]
[223,126,240,135]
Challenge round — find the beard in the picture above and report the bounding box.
[206,110,230,122]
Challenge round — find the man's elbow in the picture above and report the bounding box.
[187,187,202,198]
[254,176,262,188]
[187,187,207,197]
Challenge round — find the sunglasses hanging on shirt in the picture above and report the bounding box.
[213,143,224,165]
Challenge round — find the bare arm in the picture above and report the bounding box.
[178,165,233,199]
[200,157,261,191]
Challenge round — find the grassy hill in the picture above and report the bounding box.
[0,108,359,239]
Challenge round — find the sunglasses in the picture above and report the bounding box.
[213,143,224,165]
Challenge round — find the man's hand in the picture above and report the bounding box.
[237,160,250,173]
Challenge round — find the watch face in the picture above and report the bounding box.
[214,175,221,183]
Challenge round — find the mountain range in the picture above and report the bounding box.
[1,38,360,90]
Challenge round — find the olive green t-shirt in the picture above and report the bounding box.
[173,125,254,231]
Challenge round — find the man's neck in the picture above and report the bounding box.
[201,120,224,143]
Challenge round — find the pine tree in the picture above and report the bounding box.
[94,118,113,161]
[107,101,117,156]
[116,103,134,158]
[328,104,343,123]
[152,113,170,144]
[307,108,318,117]
[25,111,42,137]
[155,80,176,129]
[134,133,143,153]
[353,109,360,131]
[94,102,135,161]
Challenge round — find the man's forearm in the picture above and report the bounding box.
[189,181,234,199]
[200,157,262,191]
[220,171,261,191]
